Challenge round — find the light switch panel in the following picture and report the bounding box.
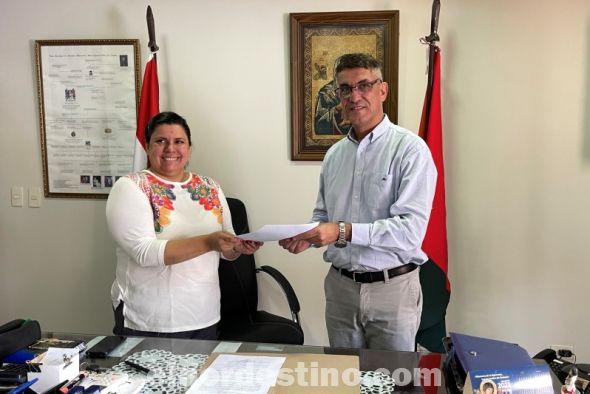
[11,186,24,207]
[29,187,42,208]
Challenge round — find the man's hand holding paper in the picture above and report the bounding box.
[278,223,340,254]
[278,238,312,254]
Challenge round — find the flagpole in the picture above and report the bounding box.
[133,5,160,172]
[420,0,440,139]
[147,5,159,55]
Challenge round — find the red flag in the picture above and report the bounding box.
[415,46,450,353]
[133,53,159,172]
[419,47,449,290]
[418,353,443,394]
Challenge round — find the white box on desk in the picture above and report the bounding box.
[27,350,79,393]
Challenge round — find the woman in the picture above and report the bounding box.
[106,111,262,339]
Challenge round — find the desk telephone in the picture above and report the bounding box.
[533,348,590,393]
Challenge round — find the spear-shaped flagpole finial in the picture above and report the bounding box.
[420,0,440,45]
[147,5,159,53]
[430,0,440,37]
[419,0,441,138]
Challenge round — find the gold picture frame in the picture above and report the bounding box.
[35,39,141,198]
[290,11,399,161]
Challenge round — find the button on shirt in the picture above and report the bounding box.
[311,115,437,272]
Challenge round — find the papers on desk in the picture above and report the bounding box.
[186,354,286,394]
[237,223,319,242]
[29,337,86,353]
[80,371,147,394]
[190,352,360,393]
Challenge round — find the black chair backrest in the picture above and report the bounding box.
[219,198,258,320]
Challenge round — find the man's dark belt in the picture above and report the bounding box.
[332,263,418,284]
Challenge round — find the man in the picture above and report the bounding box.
[279,53,436,351]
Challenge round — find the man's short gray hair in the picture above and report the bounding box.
[335,53,383,79]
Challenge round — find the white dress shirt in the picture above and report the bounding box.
[312,115,437,272]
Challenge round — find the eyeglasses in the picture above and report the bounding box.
[335,79,382,99]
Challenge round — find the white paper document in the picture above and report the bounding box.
[186,354,286,394]
[237,222,319,242]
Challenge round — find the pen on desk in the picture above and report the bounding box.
[124,360,150,374]
[62,373,86,392]
[7,377,38,394]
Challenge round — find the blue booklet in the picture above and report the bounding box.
[449,332,554,393]
[451,332,534,371]
[464,364,553,394]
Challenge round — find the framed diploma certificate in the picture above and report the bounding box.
[35,39,141,198]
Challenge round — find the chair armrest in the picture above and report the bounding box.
[257,265,301,325]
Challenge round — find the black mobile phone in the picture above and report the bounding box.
[86,336,125,358]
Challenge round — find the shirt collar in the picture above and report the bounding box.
[346,115,390,144]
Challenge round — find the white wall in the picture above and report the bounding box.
[1,0,590,360]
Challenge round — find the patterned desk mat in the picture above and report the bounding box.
[107,349,395,393]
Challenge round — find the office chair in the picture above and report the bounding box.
[218,198,304,345]
[416,259,450,353]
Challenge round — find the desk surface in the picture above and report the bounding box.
[44,332,445,393]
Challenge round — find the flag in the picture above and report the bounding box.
[133,53,159,172]
[418,353,443,394]
[420,47,448,284]
[416,46,450,353]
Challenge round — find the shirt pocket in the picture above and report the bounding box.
[367,173,395,209]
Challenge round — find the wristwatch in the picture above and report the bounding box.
[335,221,347,248]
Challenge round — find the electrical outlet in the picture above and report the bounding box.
[551,344,575,362]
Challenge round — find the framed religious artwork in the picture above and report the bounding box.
[35,39,140,198]
[290,10,399,161]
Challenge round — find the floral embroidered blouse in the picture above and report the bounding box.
[106,170,235,333]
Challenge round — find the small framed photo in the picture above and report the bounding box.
[290,11,399,161]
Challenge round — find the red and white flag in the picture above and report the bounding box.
[419,47,448,287]
[133,53,159,172]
